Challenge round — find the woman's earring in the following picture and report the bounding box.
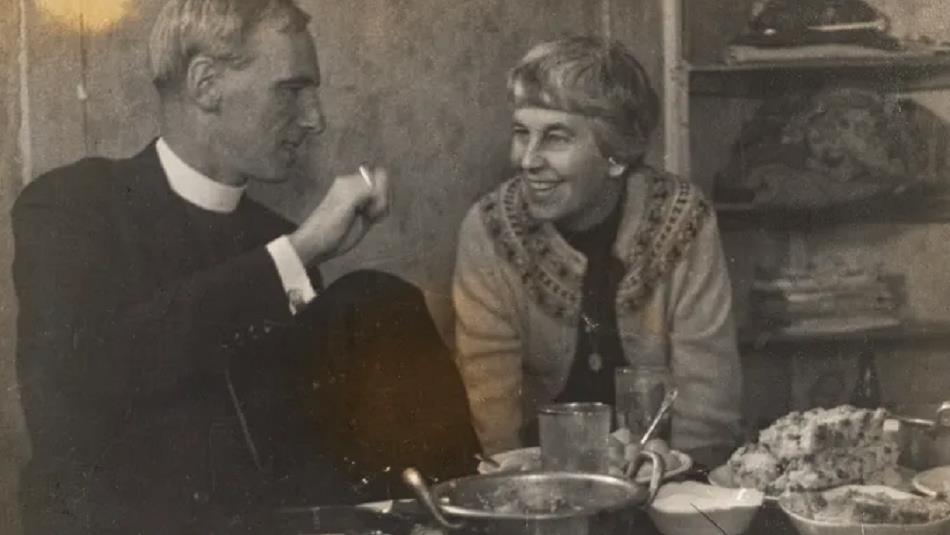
[607,157,626,177]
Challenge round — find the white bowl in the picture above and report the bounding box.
[647,481,764,535]
[780,485,950,535]
[913,465,950,497]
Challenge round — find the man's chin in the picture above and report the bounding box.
[258,174,292,184]
[247,166,295,184]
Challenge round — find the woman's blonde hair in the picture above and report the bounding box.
[508,36,659,164]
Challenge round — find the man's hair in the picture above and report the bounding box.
[508,36,659,164]
[149,0,311,92]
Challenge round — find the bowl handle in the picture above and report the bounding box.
[625,450,665,504]
[937,401,950,427]
[401,468,464,530]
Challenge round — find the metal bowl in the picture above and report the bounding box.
[891,402,950,470]
[402,450,664,535]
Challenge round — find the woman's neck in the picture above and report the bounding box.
[556,178,625,233]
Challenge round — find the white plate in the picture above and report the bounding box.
[913,465,950,497]
[708,464,779,502]
[356,500,394,513]
[779,485,950,535]
[709,464,919,502]
[478,446,692,483]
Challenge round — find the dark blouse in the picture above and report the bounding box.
[555,189,627,405]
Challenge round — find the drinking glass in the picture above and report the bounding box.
[615,366,673,440]
[538,402,612,473]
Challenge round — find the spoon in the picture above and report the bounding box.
[639,387,679,446]
[691,503,730,535]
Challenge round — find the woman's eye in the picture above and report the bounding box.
[545,132,572,145]
[280,85,305,100]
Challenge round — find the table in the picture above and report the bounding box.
[277,500,802,534]
[635,503,799,535]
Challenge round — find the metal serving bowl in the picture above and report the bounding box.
[402,450,664,535]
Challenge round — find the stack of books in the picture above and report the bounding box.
[750,262,902,336]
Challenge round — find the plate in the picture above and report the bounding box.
[708,464,779,502]
[709,464,919,502]
[913,465,950,497]
[779,485,950,535]
[478,446,693,483]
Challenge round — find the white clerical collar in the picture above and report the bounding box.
[155,137,246,214]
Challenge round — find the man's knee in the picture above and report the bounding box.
[323,270,427,313]
[315,270,443,350]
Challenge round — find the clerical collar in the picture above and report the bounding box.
[156,137,246,214]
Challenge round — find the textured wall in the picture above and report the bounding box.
[258,0,613,298]
[1,0,25,532]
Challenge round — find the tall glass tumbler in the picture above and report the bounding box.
[538,402,612,473]
[615,366,673,440]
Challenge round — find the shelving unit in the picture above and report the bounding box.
[739,319,950,352]
[660,0,950,417]
[690,55,950,96]
[715,183,950,231]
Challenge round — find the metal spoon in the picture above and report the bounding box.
[691,502,730,535]
[639,387,679,446]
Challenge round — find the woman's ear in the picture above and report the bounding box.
[185,55,222,112]
[607,157,627,179]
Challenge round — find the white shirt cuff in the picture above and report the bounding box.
[266,236,318,315]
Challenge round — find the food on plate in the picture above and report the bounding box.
[643,437,671,456]
[478,431,689,481]
[489,495,583,515]
[780,486,950,525]
[486,485,584,515]
[728,405,901,495]
[607,430,680,478]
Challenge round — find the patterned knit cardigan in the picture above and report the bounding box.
[452,166,743,458]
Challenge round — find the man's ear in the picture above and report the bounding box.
[185,55,222,112]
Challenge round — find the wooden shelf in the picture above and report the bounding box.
[715,184,950,231]
[739,319,950,352]
[688,55,950,96]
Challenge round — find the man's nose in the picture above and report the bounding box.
[298,90,326,134]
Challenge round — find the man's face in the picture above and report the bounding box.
[510,106,615,230]
[213,21,324,184]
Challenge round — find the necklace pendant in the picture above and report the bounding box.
[588,352,603,372]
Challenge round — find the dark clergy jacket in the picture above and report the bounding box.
[11,141,346,534]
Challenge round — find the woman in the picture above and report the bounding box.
[452,36,742,467]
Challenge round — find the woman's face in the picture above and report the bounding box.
[510,106,621,231]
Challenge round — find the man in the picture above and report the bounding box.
[12,1,476,533]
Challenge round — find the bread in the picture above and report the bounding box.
[729,405,899,495]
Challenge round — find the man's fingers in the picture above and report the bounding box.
[364,166,390,221]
